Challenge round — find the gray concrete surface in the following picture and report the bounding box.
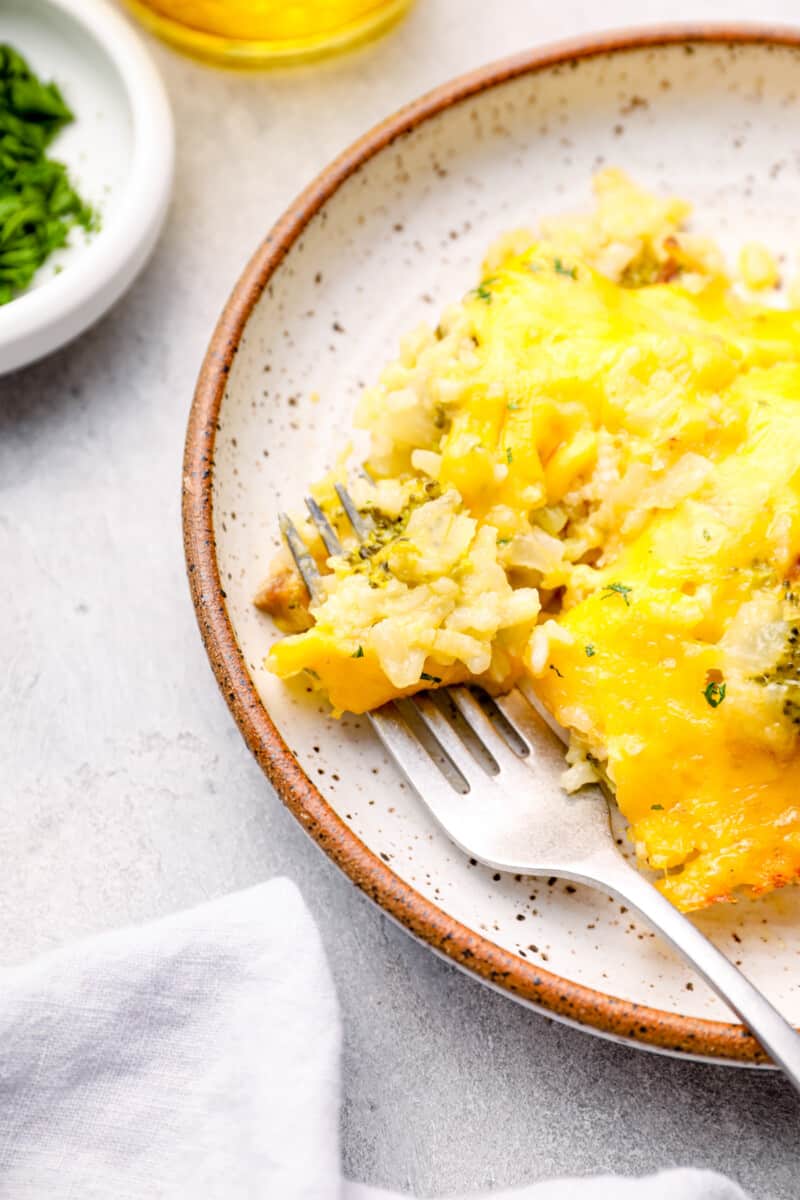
[1,1,799,1194]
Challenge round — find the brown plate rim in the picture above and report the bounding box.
[183,22,800,1064]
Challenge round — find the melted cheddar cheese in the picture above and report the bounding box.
[263,172,800,911]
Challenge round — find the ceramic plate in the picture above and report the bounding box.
[184,27,800,1065]
[0,0,173,373]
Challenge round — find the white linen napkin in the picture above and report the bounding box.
[0,878,750,1200]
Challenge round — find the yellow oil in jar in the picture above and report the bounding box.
[121,0,416,65]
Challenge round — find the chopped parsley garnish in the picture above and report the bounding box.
[702,529,712,542]
[351,645,364,658]
[507,402,522,411]
[0,45,98,305]
[584,644,596,657]
[471,275,498,303]
[554,257,577,279]
[601,582,633,607]
[703,680,727,708]
[420,672,442,683]
[651,804,664,811]
[497,536,511,546]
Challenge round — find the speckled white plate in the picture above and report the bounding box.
[184,27,800,1065]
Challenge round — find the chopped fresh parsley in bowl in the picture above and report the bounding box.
[0,43,96,306]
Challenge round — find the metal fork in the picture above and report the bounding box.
[281,486,800,1088]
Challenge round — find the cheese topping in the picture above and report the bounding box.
[262,171,800,911]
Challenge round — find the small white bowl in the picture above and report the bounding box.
[0,0,174,374]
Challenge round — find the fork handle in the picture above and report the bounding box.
[593,857,800,1091]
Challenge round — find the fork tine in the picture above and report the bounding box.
[486,682,586,785]
[335,482,374,542]
[304,496,343,556]
[279,511,323,604]
[512,680,616,793]
[448,687,527,768]
[492,694,537,756]
[515,677,570,746]
[370,704,469,797]
[411,692,493,783]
